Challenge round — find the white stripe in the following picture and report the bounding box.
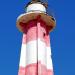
[26,39,47,66]
[19,43,26,67]
[46,47,51,56]
[19,39,47,67]
[38,39,47,66]
[19,39,53,70]
[26,40,37,65]
[47,46,53,70]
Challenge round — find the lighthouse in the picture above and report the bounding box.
[16,0,56,75]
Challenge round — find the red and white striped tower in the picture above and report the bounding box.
[16,1,56,75]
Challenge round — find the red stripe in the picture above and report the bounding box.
[44,35,50,47]
[22,20,50,47]
[18,67,25,75]
[18,62,53,75]
[47,70,53,75]
[22,34,26,44]
[22,34,50,47]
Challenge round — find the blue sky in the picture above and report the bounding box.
[0,0,75,75]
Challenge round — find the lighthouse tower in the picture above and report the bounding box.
[16,0,56,75]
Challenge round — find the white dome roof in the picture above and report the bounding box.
[26,3,46,13]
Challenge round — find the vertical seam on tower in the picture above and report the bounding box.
[37,21,38,75]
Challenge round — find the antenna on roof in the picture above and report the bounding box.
[39,0,48,8]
